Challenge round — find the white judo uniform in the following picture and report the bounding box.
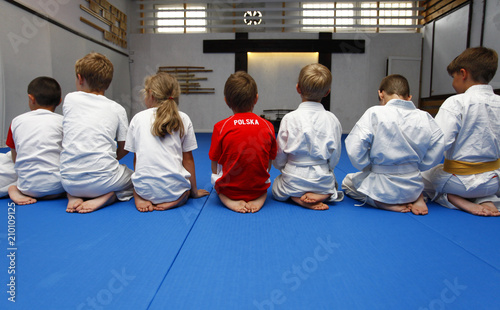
[10,110,64,197]
[272,101,343,202]
[422,85,500,209]
[0,152,17,197]
[125,109,197,204]
[60,91,133,201]
[342,99,444,206]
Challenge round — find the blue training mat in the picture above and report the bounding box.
[1,134,499,310]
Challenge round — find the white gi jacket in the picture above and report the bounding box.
[422,85,500,208]
[343,99,444,204]
[272,101,343,201]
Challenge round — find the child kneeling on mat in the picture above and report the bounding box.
[422,47,500,216]
[209,71,277,213]
[342,74,444,215]
[272,63,343,210]
[61,53,133,213]
[7,77,65,204]
[125,72,209,212]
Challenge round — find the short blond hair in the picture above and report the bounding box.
[298,63,332,102]
[75,52,113,92]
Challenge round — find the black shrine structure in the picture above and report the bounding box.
[203,32,365,110]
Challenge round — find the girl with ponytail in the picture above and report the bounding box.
[125,72,209,212]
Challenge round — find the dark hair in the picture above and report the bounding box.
[379,74,410,98]
[27,76,61,107]
[447,47,498,83]
[224,71,258,113]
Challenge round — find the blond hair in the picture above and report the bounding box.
[75,52,113,92]
[298,63,332,102]
[224,71,258,113]
[144,72,184,138]
[447,47,498,83]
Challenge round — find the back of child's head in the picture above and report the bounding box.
[75,52,113,92]
[298,63,332,102]
[27,76,61,107]
[447,47,498,83]
[379,74,411,98]
[145,72,184,138]
[224,71,258,113]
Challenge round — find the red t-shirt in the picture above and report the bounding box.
[6,125,15,149]
[209,113,277,201]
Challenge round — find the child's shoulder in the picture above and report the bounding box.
[15,109,62,121]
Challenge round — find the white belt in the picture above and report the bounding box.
[287,156,328,166]
[371,163,419,174]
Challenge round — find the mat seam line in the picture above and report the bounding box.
[406,215,500,273]
[145,187,215,309]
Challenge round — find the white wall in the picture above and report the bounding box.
[483,0,500,89]
[128,33,236,133]
[0,0,131,146]
[420,1,500,97]
[129,32,422,133]
[14,0,129,53]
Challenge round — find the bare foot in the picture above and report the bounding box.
[66,193,84,213]
[448,194,500,217]
[374,200,411,213]
[247,193,267,213]
[8,185,37,205]
[219,193,249,213]
[134,190,154,212]
[191,189,210,198]
[292,196,329,210]
[409,194,428,215]
[480,201,500,216]
[154,191,190,211]
[301,192,331,204]
[76,192,117,214]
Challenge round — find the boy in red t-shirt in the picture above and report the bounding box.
[209,71,277,213]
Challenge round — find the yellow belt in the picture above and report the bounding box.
[443,158,500,175]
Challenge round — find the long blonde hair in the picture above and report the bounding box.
[144,72,184,138]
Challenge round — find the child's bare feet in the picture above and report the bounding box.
[191,189,210,198]
[409,193,428,215]
[76,192,117,214]
[247,193,267,213]
[154,191,190,211]
[448,194,500,216]
[219,193,249,213]
[134,191,154,212]
[292,196,329,210]
[374,200,411,213]
[8,185,37,205]
[66,193,84,213]
[301,193,331,204]
[480,201,500,216]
